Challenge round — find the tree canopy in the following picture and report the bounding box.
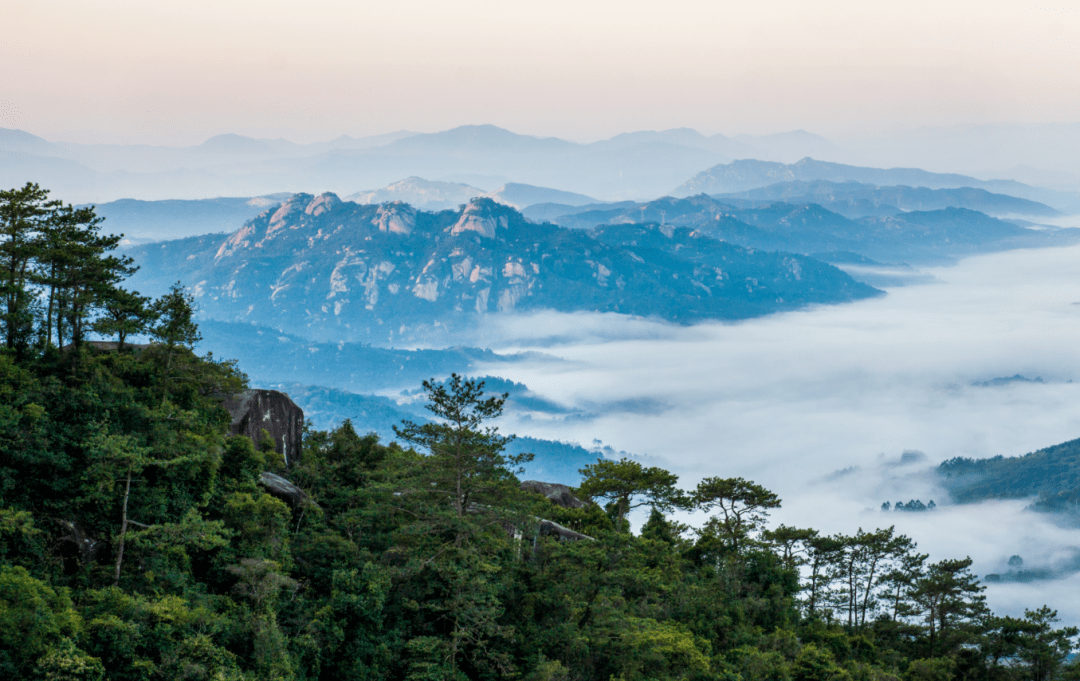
[0,184,1076,681]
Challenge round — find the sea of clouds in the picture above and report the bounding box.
[466,242,1080,623]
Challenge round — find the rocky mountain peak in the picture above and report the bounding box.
[305,192,342,217]
[267,193,314,234]
[372,201,417,234]
[449,197,512,238]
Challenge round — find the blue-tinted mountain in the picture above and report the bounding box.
[347,177,483,211]
[0,124,855,203]
[86,195,291,242]
[592,223,876,308]
[674,158,1080,211]
[712,180,1060,219]
[548,195,1079,264]
[487,182,599,209]
[123,193,878,344]
[522,201,637,223]
[194,319,544,393]
[347,178,601,212]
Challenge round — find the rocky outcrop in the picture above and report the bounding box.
[305,192,342,217]
[449,198,509,238]
[258,472,314,507]
[372,201,416,234]
[223,389,304,466]
[538,519,594,542]
[519,481,595,542]
[521,480,590,509]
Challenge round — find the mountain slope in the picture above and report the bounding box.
[549,195,1079,264]
[713,180,1061,219]
[937,438,1080,509]
[87,195,289,242]
[123,194,878,343]
[486,182,599,209]
[346,177,483,210]
[674,158,1079,211]
[346,178,601,212]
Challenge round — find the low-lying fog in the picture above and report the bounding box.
[472,243,1080,624]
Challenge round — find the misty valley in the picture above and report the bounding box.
[8,125,1080,680]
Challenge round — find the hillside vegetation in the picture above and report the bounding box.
[938,438,1080,515]
[3,182,1080,680]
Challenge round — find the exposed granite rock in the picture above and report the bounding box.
[538,519,594,542]
[449,197,509,238]
[521,480,590,509]
[126,192,882,346]
[305,192,342,217]
[372,201,416,234]
[223,389,304,466]
[258,472,313,507]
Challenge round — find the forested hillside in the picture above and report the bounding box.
[938,437,1080,516]
[2,183,1078,680]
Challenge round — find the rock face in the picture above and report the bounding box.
[223,390,304,466]
[125,192,880,345]
[258,472,312,507]
[538,519,594,542]
[520,480,590,509]
[520,481,595,542]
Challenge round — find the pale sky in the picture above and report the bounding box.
[3,0,1080,145]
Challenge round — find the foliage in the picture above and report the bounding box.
[1,185,1077,680]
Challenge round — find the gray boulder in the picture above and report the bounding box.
[258,472,313,507]
[223,389,304,466]
[538,519,594,542]
[520,480,590,509]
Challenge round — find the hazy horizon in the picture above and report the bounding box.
[6,0,1080,146]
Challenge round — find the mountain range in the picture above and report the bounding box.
[86,194,290,243]
[711,180,1060,219]
[675,158,1080,213]
[542,195,1079,264]
[346,177,600,211]
[123,194,879,344]
[0,125,861,203]
[85,179,604,242]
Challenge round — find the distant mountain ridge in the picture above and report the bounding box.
[346,177,601,212]
[347,177,483,211]
[712,180,1060,219]
[87,195,290,242]
[123,193,878,344]
[546,195,1079,264]
[71,179,604,243]
[675,158,1080,213]
[0,124,856,203]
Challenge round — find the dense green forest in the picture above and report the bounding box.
[1,182,1078,680]
[938,439,1080,515]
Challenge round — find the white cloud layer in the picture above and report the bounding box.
[472,242,1080,623]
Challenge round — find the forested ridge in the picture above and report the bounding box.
[1,183,1078,681]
